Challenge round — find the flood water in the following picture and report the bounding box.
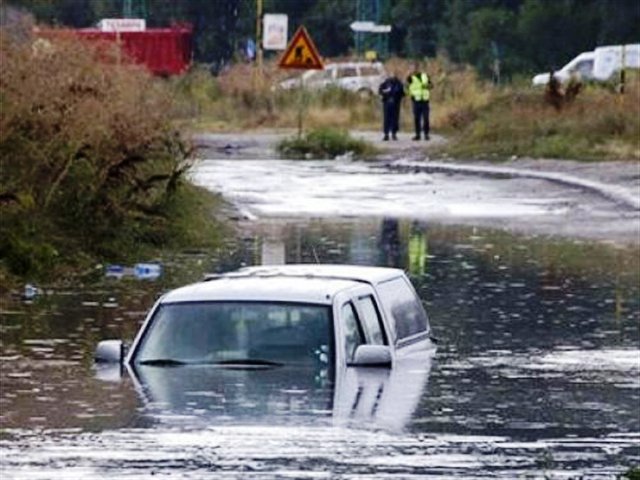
[1,216,638,479]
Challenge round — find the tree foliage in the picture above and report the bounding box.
[5,0,640,77]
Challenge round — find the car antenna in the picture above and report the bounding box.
[311,245,320,264]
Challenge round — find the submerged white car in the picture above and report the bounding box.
[96,264,435,369]
[277,62,387,96]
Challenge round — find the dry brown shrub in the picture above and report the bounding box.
[1,30,185,208]
[1,26,191,270]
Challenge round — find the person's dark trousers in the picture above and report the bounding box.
[412,100,430,139]
[391,102,401,138]
[383,100,398,138]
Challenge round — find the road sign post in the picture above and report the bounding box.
[278,26,324,70]
[278,26,323,137]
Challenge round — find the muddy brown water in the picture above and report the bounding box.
[1,218,639,479]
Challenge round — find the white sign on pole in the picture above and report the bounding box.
[98,18,146,32]
[349,21,391,33]
[263,14,288,50]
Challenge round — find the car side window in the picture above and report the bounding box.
[337,67,358,78]
[341,302,363,361]
[356,295,386,345]
[360,66,380,76]
[376,276,429,341]
[312,69,332,81]
[574,60,593,76]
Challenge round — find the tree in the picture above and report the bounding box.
[304,0,355,57]
[517,0,598,72]
[391,0,446,58]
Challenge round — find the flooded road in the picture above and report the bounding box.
[188,146,640,244]
[1,216,639,478]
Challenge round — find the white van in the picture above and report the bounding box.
[532,44,640,86]
[593,44,640,80]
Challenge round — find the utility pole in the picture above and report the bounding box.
[354,0,389,60]
[123,0,146,19]
[255,0,263,86]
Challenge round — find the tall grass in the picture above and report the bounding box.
[170,56,494,134]
[170,61,381,131]
[446,79,640,160]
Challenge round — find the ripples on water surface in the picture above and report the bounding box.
[1,219,639,479]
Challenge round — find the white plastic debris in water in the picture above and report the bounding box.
[105,263,162,280]
[105,265,127,278]
[134,263,162,280]
[23,283,41,300]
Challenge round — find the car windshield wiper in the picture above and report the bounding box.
[138,358,188,366]
[213,358,284,367]
[137,358,283,368]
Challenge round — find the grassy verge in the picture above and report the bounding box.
[276,127,377,159]
[171,58,640,162]
[444,80,640,161]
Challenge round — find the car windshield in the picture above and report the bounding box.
[134,302,333,366]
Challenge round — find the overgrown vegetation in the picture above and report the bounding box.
[0,29,223,283]
[444,75,640,161]
[170,62,382,132]
[3,21,636,286]
[276,127,376,159]
[169,56,489,134]
[170,56,640,162]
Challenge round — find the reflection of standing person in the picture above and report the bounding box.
[379,218,401,267]
[407,222,427,276]
[378,73,404,141]
[406,62,432,140]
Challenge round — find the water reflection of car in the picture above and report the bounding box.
[128,348,433,430]
[276,62,387,96]
[95,265,436,428]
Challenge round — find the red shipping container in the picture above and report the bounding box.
[40,26,193,76]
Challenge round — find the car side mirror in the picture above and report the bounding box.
[349,345,392,367]
[95,340,125,364]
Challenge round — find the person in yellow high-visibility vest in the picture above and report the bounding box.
[406,62,433,141]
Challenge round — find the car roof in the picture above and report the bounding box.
[301,62,384,75]
[229,264,403,283]
[162,264,404,305]
[325,61,384,67]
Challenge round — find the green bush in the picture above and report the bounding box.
[276,127,377,159]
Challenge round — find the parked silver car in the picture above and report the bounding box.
[277,62,387,96]
[96,264,435,369]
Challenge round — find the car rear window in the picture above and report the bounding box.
[308,69,332,81]
[337,67,358,78]
[376,277,429,341]
[360,66,382,76]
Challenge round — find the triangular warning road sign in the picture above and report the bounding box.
[278,26,324,70]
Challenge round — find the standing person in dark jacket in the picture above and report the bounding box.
[378,72,405,141]
[407,62,432,140]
